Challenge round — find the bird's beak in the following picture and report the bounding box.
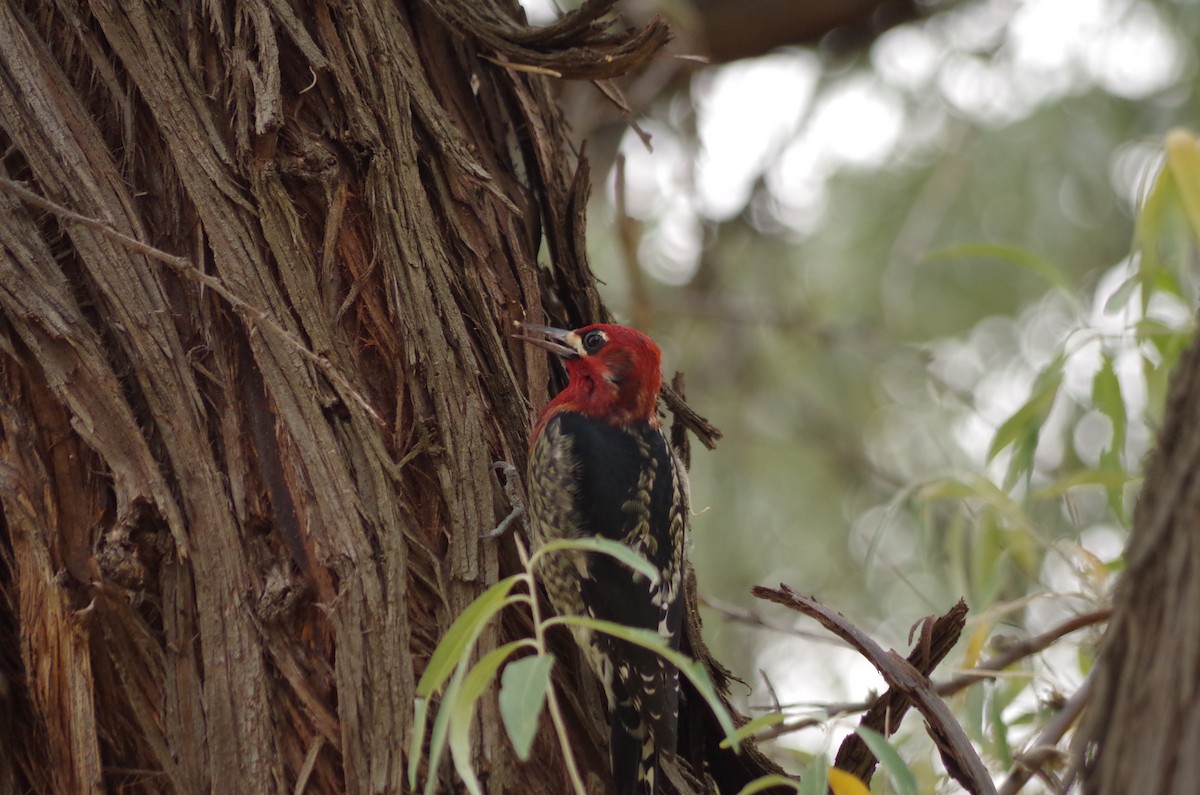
[513,322,578,358]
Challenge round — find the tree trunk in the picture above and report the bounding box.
[0,1,704,793]
[1080,320,1200,794]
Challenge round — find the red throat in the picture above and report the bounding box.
[530,324,663,439]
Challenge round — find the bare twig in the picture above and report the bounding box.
[752,585,997,795]
[699,594,851,648]
[754,607,1111,742]
[935,609,1110,697]
[997,676,1092,795]
[835,600,968,783]
[478,53,562,77]
[661,382,722,450]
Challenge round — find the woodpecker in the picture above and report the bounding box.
[517,322,686,795]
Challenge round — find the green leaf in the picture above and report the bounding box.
[448,641,534,795]
[1092,353,1129,517]
[531,536,660,584]
[1029,469,1138,500]
[963,683,986,744]
[417,575,524,698]
[798,755,829,795]
[499,654,555,761]
[1103,271,1141,314]
[423,661,466,795]
[1133,147,1174,311]
[970,511,1004,607]
[854,727,918,795]
[926,243,1075,295]
[987,355,1064,489]
[1092,353,1127,461]
[545,614,741,749]
[916,476,981,501]
[719,711,786,749]
[737,774,801,795]
[988,684,1013,768]
[408,697,431,790]
[410,575,523,791]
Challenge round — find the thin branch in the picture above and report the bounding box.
[755,606,1111,742]
[835,600,968,783]
[752,585,997,795]
[661,382,722,450]
[934,609,1110,698]
[699,594,851,648]
[477,53,562,77]
[997,675,1093,795]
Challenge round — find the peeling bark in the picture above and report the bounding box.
[0,1,774,793]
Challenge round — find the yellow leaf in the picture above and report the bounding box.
[962,619,991,670]
[828,768,871,795]
[1165,129,1200,243]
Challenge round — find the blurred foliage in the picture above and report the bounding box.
[576,0,1200,787]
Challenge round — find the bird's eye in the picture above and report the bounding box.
[581,330,606,353]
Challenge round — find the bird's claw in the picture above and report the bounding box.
[483,460,529,539]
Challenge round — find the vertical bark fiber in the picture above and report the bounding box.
[0,1,671,792]
[1081,323,1200,793]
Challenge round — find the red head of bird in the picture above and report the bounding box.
[516,323,663,434]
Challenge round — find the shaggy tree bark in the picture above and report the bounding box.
[0,2,775,793]
[1080,321,1200,794]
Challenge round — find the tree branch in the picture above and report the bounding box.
[754,606,1111,742]
[998,675,1092,795]
[752,585,996,795]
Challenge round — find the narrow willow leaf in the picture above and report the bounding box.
[917,476,980,501]
[1092,353,1127,460]
[448,641,532,795]
[546,614,740,749]
[1165,129,1200,243]
[1103,271,1141,314]
[961,620,991,670]
[798,755,829,795]
[719,711,786,749]
[424,663,466,795]
[532,536,660,584]
[987,354,1064,464]
[408,697,430,789]
[963,685,986,743]
[413,576,523,794]
[988,355,1065,490]
[854,727,918,795]
[417,575,523,698]
[499,654,555,760]
[1092,353,1129,517]
[1029,469,1138,500]
[988,684,1014,768]
[969,511,1003,607]
[735,773,801,795]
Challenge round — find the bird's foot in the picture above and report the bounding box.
[483,460,528,539]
